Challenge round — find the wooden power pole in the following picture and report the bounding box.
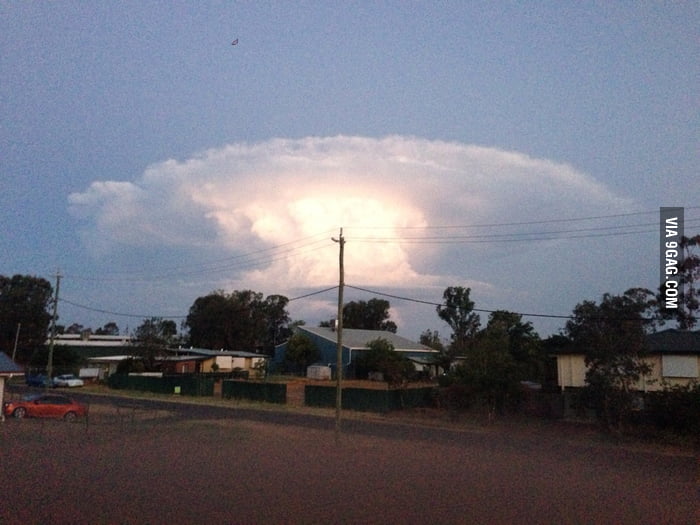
[332,228,345,442]
[46,271,61,389]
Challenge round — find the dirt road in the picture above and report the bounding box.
[1,401,697,524]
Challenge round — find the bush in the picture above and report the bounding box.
[645,383,700,435]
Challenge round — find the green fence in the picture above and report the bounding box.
[222,380,287,404]
[108,374,214,397]
[305,385,435,413]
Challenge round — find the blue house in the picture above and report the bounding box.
[273,325,438,378]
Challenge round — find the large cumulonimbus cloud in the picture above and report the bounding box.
[69,135,631,292]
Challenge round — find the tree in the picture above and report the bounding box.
[421,329,455,375]
[95,322,119,335]
[419,329,444,351]
[436,286,480,356]
[454,328,521,418]
[482,310,543,381]
[341,298,397,333]
[284,333,320,374]
[565,289,654,432]
[132,317,177,371]
[29,345,81,376]
[260,294,292,354]
[440,311,542,416]
[0,274,53,363]
[185,290,292,353]
[354,338,415,386]
[65,323,88,335]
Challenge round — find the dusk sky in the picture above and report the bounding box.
[2,2,698,342]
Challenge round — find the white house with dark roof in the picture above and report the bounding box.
[555,329,700,391]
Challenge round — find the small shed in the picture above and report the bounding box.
[0,352,23,422]
[307,364,332,380]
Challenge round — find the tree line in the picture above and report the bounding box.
[1,234,698,431]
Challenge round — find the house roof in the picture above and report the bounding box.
[0,352,23,374]
[49,334,133,347]
[167,348,267,359]
[300,326,436,353]
[551,328,700,355]
[646,329,700,354]
[87,355,137,363]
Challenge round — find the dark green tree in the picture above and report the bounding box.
[436,286,480,356]
[565,289,654,432]
[29,345,82,376]
[261,294,292,354]
[482,310,543,381]
[341,298,397,333]
[132,317,177,371]
[185,291,232,350]
[65,323,88,335]
[0,274,53,363]
[284,333,320,374]
[95,322,120,335]
[420,328,455,375]
[454,327,521,417]
[185,290,291,353]
[354,338,415,386]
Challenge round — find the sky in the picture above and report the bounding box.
[2,2,698,343]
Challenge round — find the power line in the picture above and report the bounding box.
[58,286,340,320]
[63,231,335,283]
[350,218,700,244]
[345,285,574,320]
[346,207,700,231]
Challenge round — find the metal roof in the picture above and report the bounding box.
[0,352,23,374]
[167,348,267,358]
[300,326,436,353]
[646,329,700,354]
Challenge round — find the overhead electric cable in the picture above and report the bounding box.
[344,285,658,321]
[58,286,340,320]
[346,207,700,231]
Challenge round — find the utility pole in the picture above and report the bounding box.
[11,323,21,362]
[332,228,345,442]
[46,271,61,390]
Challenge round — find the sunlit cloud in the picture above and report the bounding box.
[68,135,631,294]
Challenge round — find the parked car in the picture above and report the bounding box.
[25,374,51,388]
[3,393,87,420]
[52,374,85,388]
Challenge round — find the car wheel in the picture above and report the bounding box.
[13,407,27,419]
[63,411,77,422]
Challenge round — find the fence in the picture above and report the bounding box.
[108,374,214,397]
[305,385,435,413]
[222,380,287,404]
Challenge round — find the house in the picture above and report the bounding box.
[86,355,137,380]
[0,352,23,422]
[273,325,439,378]
[163,348,268,376]
[555,329,700,391]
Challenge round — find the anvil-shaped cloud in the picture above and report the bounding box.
[69,136,630,295]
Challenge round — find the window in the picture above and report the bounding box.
[661,355,699,378]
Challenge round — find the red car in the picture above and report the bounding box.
[3,393,87,421]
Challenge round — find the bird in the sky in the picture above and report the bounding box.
[231,38,239,46]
